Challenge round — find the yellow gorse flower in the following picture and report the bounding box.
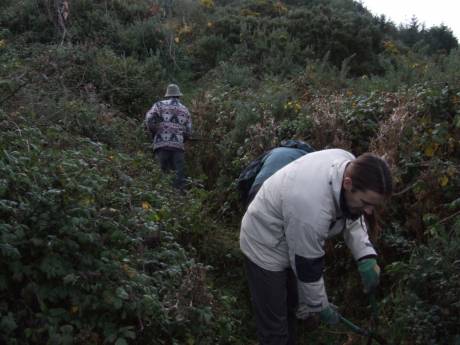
[200,0,214,9]
[284,100,301,112]
[439,175,449,187]
[383,40,399,55]
[424,142,439,157]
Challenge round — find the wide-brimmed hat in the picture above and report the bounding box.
[165,84,183,97]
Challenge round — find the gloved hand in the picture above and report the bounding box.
[358,258,380,293]
[319,304,341,325]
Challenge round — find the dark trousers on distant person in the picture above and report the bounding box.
[155,148,186,189]
[245,256,298,345]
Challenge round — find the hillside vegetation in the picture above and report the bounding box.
[1,0,459,344]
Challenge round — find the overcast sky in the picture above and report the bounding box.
[359,0,459,40]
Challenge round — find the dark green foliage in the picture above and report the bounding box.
[83,48,165,115]
[0,110,242,344]
[398,18,458,55]
[0,0,58,43]
[190,35,232,74]
[285,6,385,75]
[22,44,165,117]
[423,25,459,55]
[110,19,166,59]
[217,62,254,88]
[384,220,460,344]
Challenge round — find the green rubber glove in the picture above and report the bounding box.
[358,258,380,293]
[319,304,341,325]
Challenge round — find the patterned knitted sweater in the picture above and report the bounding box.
[145,98,192,151]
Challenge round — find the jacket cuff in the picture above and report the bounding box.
[297,278,329,314]
[357,254,377,262]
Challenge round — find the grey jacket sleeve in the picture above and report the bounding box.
[343,217,377,260]
[285,215,329,314]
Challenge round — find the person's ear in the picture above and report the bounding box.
[343,176,353,191]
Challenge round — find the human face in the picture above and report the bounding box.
[343,187,385,217]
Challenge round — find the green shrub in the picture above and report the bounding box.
[0,110,241,344]
[384,217,460,344]
[110,19,166,59]
[0,0,57,43]
[190,35,232,74]
[85,48,166,115]
[217,62,254,88]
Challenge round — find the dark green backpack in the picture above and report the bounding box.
[236,150,271,204]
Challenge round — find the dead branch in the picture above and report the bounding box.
[0,82,28,105]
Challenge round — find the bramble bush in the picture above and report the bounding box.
[188,48,459,344]
[383,216,460,344]
[0,107,243,344]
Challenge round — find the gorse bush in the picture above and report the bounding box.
[17,43,165,117]
[190,34,232,74]
[85,48,163,115]
[110,19,166,59]
[0,0,58,43]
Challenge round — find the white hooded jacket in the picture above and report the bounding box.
[240,149,377,315]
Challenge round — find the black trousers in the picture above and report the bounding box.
[155,149,186,189]
[245,257,298,345]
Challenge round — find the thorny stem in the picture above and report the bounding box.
[439,209,460,224]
